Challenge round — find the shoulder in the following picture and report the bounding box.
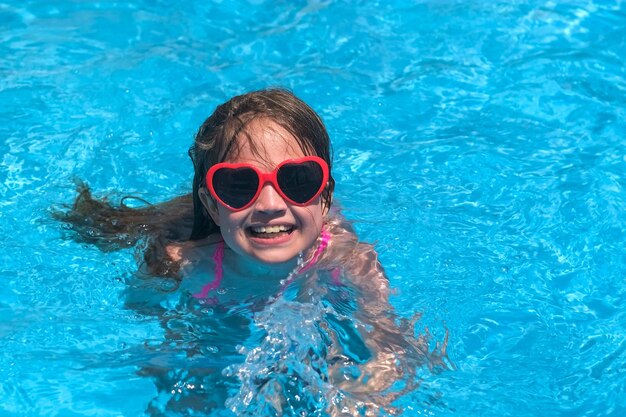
[322,210,359,264]
[165,234,224,265]
[322,210,390,292]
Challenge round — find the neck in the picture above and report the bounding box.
[227,250,300,281]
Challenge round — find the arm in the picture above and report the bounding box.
[320,216,427,411]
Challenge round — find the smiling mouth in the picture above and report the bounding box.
[248,225,294,239]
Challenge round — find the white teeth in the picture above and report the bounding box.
[251,225,291,234]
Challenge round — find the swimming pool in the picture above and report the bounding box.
[1,0,625,415]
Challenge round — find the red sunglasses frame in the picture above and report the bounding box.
[206,156,330,211]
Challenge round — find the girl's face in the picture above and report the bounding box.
[204,118,326,267]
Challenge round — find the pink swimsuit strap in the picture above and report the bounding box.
[278,227,331,289]
[193,228,333,299]
[299,228,331,274]
[192,240,225,299]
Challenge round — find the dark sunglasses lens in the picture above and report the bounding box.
[277,161,324,204]
[212,167,259,209]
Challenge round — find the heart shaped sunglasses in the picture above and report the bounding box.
[206,156,329,211]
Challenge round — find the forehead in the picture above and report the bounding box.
[227,118,306,166]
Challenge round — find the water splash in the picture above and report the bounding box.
[223,295,447,416]
[224,299,336,416]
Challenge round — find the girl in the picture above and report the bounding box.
[58,88,446,415]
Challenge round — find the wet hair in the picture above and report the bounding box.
[54,88,334,278]
[188,88,334,240]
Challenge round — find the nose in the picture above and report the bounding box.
[253,183,288,214]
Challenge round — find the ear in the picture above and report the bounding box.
[198,188,221,226]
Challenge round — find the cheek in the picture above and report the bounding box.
[297,204,325,231]
[216,207,244,232]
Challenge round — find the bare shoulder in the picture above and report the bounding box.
[323,212,390,294]
[165,234,223,264]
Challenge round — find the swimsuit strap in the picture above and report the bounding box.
[192,240,224,299]
[297,228,331,274]
[277,227,331,289]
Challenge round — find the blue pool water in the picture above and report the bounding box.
[1,1,625,415]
